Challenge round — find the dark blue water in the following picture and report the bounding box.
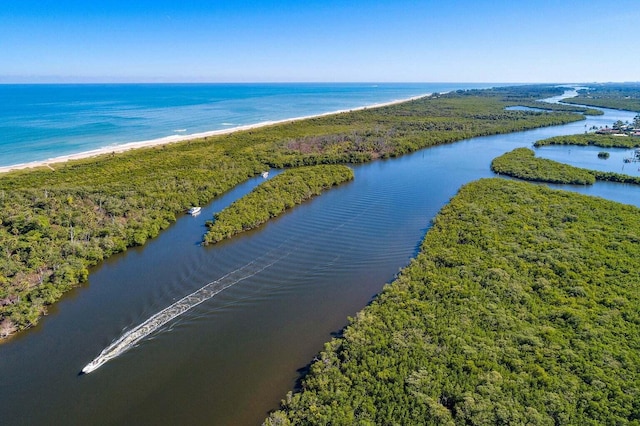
[0,95,637,425]
[0,83,496,167]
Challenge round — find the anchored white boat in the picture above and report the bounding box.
[188,206,201,215]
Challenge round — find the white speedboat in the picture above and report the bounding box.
[188,206,201,215]
[81,358,106,374]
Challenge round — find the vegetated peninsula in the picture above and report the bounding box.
[505,100,603,116]
[561,83,640,112]
[534,133,640,149]
[265,178,640,425]
[491,148,640,185]
[203,165,353,244]
[0,85,587,338]
[534,115,640,148]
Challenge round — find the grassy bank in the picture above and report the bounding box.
[265,178,640,425]
[491,148,640,186]
[0,85,586,338]
[203,165,354,244]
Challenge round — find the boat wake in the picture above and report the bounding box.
[81,251,288,374]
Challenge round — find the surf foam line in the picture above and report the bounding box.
[81,251,288,374]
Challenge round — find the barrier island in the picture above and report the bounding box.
[265,178,640,425]
[0,85,587,338]
[203,165,353,244]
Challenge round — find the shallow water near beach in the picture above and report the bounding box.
[0,99,638,425]
[0,83,494,167]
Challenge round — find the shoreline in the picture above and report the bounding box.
[0,94,429,174]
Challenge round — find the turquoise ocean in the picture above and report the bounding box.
[0,83,499,167]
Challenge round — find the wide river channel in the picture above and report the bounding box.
[0,99,639,425]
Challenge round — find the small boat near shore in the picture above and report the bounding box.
[188,206,201,216]
[262,171,269,178]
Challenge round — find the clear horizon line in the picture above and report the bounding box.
[1,79,634,85]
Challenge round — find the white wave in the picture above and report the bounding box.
[82,251,287,374]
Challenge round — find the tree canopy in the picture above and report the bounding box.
[265,178,640,425]
[491,148,640,186]
[562,83,640,112]
[534,134,640,149]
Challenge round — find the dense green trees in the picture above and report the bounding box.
[534,134,640,149]
[203,165,354,244]
[491,148,640,186]
[265,179,640,425]
[0,85,590,337]
[562,83,640,112]
[491,148,596,184]
[507,101,602,116]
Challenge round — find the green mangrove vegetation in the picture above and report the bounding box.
[491,148,596,185]
[534,134,640,149]
[265,178,640,425]
[254,86,587,168]
[591,170,640,185]
[507,101,602,116]
[562,83,640,112]
[0,85,589,337]
[203,165,353,244]
[491,148,640,186]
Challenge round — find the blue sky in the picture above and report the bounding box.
[1,0,639,83]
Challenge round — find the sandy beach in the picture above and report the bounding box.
[0,94,428,174]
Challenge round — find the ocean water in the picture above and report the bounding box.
[0,83,497,167]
